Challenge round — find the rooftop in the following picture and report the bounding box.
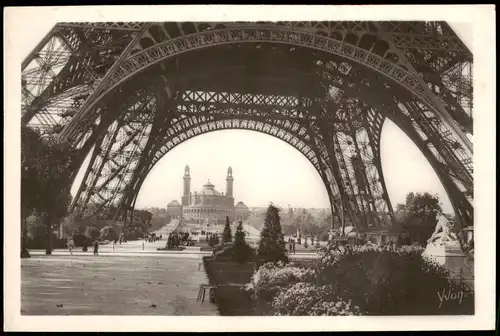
[197,180,222,196]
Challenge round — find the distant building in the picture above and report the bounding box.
[166,200,182,221]
[167,165,249,230]
[235,201,250,222]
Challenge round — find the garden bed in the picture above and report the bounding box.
[199,247,213,251]
[156,247,186,251]
[202,257,257,315]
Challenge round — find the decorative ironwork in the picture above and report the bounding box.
[104,28,429,105]
[21,21,474,232]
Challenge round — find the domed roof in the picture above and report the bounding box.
[167,200,181,208]
[235,201,248,209]
[203,180,215,189]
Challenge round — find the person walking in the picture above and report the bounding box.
[68,239,74,255]
[93,240,99,256]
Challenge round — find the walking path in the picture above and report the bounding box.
[30,235,320,259]
[21,254,218,315]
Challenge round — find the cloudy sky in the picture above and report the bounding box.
[17,14,474,214]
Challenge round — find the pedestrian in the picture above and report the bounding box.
[292,239,296,254]
[68,239,74,255]
[93,240,99,255]
[82,239,88,252]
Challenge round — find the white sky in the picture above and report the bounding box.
[17,20,474,214]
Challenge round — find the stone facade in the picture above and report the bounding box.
[169,165,249,228]
[166,200,182,222]
[235,201,250,222]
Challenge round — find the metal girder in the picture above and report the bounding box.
[70,59,472,229]
[385,103,473,229]
[22,21,474,231]
[21,24,143,137]
[379,21,470,53]
[76,117,328,220]
[58,22,145,31]
[374,22,473,156]
[58,23,152,140]
[57,24,465,142]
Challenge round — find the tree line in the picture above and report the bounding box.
[21,125,156,256]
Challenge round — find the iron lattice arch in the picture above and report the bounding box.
[21,21,473,231]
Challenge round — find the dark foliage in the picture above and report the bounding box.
[85,226,101,241]
[100,226,119,242]
[257,204,288,264]
[208,234,220,248]
[396,192,443,245]
[230,221,255,264]
[222,216,233,243]
[21,125,77,254]
[314,245,474,315]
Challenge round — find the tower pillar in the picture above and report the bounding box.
[226,166,234,198]
[183,165,191,196]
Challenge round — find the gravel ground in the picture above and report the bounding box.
[21,255,218,316]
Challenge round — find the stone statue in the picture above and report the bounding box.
[427,212,458,245]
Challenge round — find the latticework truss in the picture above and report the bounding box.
[21,21,474,232]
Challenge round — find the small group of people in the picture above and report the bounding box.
[145,234,162,243]
[67,239,100,255]
[167,231,193,248]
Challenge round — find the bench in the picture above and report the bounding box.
[197,283,244,303]
[197,284,217,303]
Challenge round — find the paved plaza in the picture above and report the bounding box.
[22,237,319,316]
[21,253,218,315]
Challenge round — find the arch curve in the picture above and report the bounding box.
[116,117,342,220]
[131,124,335,213]
[68,55,471,230]
[61,26,444,144]
[21,21,475,235]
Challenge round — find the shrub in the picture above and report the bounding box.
[166,234,173,249]
[72,232,90,247]
[123,227,142,241]
[231,221,255,264]
[85,226,100,241]
[319,231,330,242]
[315,244,474,315]
[257,204,288,264]
[272,282,361,316]
[100,226,118,242]
[212,243,225,254]
[222,216,233,243]
[245,262,316,303]
[208,234,220,248]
